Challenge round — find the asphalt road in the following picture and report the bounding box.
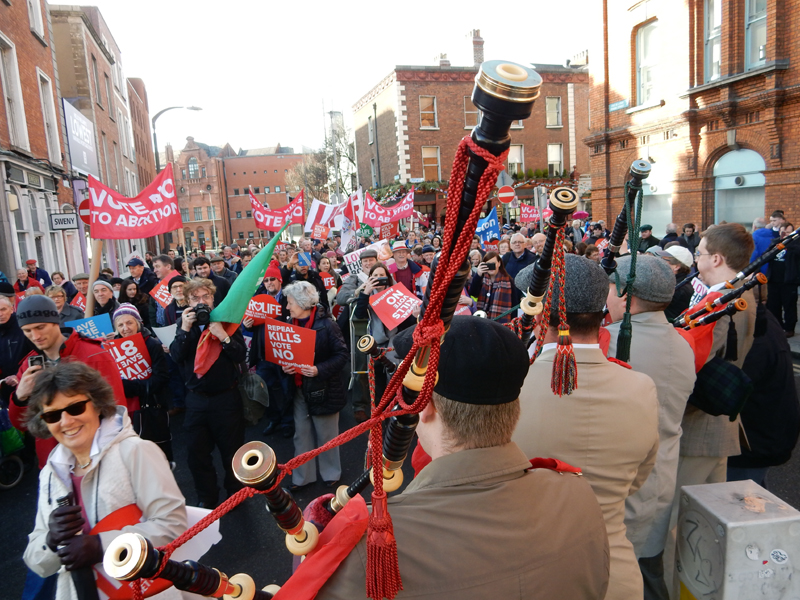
[4,369,800,598]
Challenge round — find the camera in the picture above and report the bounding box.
[375,277,390,286]
[193,304,211,326]
[483,263,496,271]
[28,355,45,369]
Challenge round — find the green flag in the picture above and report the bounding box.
[210,223,289,323]
[359,223,374,236]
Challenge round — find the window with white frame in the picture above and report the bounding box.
[370,158,377,187]
[508,145,524,177]
[118,109,127,156]
[264,186,270,193]
[636,21,659,105]
[275,186,281,192]
[511,119,524,129]
[37,70,61,163]
[246,210,252,218]
[705,0,722,82]
[181,207,190,221]
[464,97,480,128]
[0,34,30,150]
[547,144,563,177]
[746,0,767,70]
[123,116,132,160]
[236,211,242,219]
[188,157,199,179]
[9,186,30,259]
[368,116,374,144]
[105,75,113,114]
[422,146,440,181]
[27,0,45,37]
[207,206,216,220]
[194,207,202,221]
[546,97,562,127]
[419,96,438,128]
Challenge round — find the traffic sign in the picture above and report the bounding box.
[498,185,516,204]
[78,199,91,225]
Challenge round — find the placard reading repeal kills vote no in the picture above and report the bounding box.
[368,283,422,330]
[104,333,152,380]
[263,318,316,371]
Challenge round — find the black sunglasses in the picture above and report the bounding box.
[40,399,91,424]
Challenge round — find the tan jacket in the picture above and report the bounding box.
[514,346,659,600]
[679,286,756,458]
[317,443,610,600]
[607,312,697,558]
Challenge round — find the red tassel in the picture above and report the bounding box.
[551,327,578,396]
[366,491,402,600]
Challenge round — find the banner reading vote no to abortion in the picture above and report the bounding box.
[88,164,182,239]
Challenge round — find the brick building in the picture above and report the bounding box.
[353,30,590,225]
[0,0,75,280]
[586,0,793,236]
[127,77,158,251]
[50,5,145,272]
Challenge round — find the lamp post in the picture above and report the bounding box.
[152,105,202,173]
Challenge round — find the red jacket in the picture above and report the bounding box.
[9,329,126,468]
[14,279,44,293]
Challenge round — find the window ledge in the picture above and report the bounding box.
[510,125,524,129]
[10,145,33,158]
[420,127,440,131]
[31,29,47,47]
[626,99,665,114]
[545,124,564,129]
[682,60,789,97]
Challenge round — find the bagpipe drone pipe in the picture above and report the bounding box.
[102,58,545,600]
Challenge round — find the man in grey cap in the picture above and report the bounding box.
[335,248,379,307]
[71,273,90,301]
[514,253,659,600]
[605,255,696,600]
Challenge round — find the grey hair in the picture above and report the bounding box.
[666,223,678,234]
[753,217,766,230]
[45,285,66,298]
[25,361,116,439]
[284,281,319,310]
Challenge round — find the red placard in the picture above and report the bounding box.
[312,224,331,240]
[380,221,399,240]
[321,273,335,290]
[455,294,473,316]
[70,292,86,312]
[520,204,540,222]
[368,283,422,330]
[104,333,152,380]
[542,207,553,220]
[14,291,26,308]
[244,294,282,325]
[595,238,609,251]
[263,318,316,371]
[483,243,499,252]
[148,270,180,308]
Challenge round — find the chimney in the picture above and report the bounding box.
[471,29,484,67]
[438,53,451,68]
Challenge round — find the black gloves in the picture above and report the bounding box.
[56,534,104,570]
[45,505,84,552]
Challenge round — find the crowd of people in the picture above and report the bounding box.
[1,207,799,600]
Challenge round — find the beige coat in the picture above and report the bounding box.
[679,286,756,458]
[317,443,610,600]
[514,345,659,600]
[607,312,697,558]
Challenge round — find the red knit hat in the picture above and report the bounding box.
[264,261,281,280]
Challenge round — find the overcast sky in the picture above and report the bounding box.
[88,0,598,154]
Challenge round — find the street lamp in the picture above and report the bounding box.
[152,105,202,173]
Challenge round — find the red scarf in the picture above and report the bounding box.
[292,307,316,385]
[193,322,241,377]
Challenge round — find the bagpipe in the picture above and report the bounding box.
[102,59,548,600]
[674,273,766,329]
[682,298,748,329]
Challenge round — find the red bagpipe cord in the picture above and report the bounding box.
[131,136,507,600]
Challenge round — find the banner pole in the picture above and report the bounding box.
[84,238,104,317]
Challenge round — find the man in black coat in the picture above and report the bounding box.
[281,252,330,311]
[170,277,247,508]
[192,256,231,307]
[127,258,159,296]
[767,222,800,337]
[0,293,35,405]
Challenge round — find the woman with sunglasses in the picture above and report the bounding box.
[23,361,186,599]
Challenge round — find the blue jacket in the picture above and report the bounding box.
[751,228,779,274]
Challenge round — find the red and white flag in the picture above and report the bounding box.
[88,164,181,239]
[250,189,305,231]
[340,193,360,251]
[361,189,415,228]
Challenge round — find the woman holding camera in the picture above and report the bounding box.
[469,251,515,324]
[283,281,348,490]
[23,361,186,599]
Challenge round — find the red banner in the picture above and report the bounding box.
[251,190,305,232]
[362,190,415,227]
[105,333,152,380]
[244,294,282,325]
[380,221,399,240]
[368,283,422,330]
[520,204,540,222]
[312,224,331,240]
[88,164,181,239]
[148,270,180,308]
[70,292,86,312]
[321,273,335,290]
[263,318,316,371]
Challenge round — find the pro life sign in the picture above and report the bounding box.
[49,213,79,231]
[263,318,316,371]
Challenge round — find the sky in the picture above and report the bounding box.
[90,0,598,154]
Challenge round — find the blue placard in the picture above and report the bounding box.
[609,99,629,113]
[476,207,501,244]
[297,252,313,267]
[64,313,113,339]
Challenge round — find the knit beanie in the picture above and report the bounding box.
[16,296,60,326]
[112,303,143,325]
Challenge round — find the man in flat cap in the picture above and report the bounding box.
[514,253,659,600]
[638,225,661,253]
[605,255,696,600]
[315,317,610,600]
